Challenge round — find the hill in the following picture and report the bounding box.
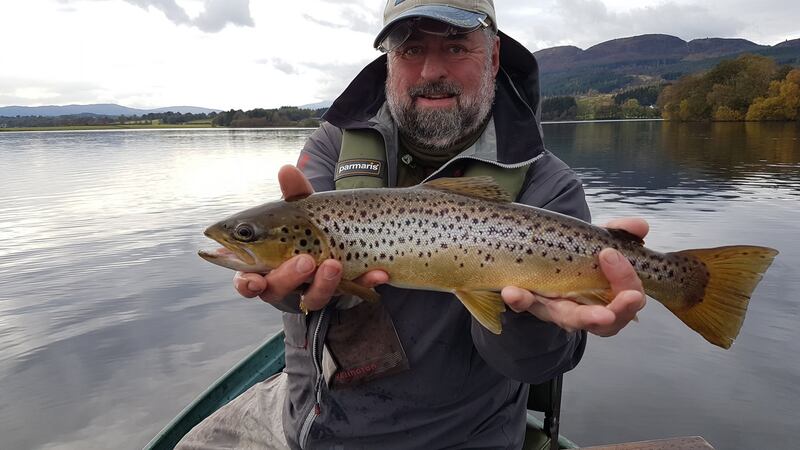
[535,34,800,96]
[0,104,219,117]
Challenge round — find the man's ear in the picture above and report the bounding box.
[492,35,500,77]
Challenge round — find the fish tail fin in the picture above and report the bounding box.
[665,246,778,349]
[454,290,507,334]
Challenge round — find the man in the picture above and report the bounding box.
[180,1,647,448]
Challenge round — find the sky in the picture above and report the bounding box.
[2,0,798,110]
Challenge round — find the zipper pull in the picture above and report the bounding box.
[401,153,416,168]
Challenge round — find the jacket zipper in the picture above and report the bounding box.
[299,305,328,449]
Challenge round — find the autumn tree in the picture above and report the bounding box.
[746,69,800,121]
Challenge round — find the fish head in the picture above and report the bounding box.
[198,200,325,273]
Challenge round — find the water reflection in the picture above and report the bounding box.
[544,121,800,449]
[545,121,800,217]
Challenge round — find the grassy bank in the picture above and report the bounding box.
[0,122,216,132]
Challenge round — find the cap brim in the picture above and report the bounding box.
[373,5,488,49]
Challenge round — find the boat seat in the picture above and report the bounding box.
[523,375,564,450]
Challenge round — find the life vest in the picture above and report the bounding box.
[334,129,530,198]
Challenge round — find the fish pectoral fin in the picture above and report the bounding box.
[338,279,381,303]
[421,177,512,203]
[454,290,507,334]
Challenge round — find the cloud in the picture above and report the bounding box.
[192,0,254,33]
[0,78,110,106]
[302,59,375,101]
[303,0,381,35]
[123,0,191,25]
[120,0,253,32]
[494,0,797,50]
[256,58,299,75]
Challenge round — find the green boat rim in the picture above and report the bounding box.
[145,330,577,449]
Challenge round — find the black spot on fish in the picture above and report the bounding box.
[299,239,308,247]
[281,227,289,234]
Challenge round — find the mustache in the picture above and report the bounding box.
[408,81,462,98]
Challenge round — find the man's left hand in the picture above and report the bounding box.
[501,218,648,337]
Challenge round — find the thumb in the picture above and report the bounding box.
[279,165,314,201]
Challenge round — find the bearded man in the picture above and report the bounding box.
[179,1,647,449]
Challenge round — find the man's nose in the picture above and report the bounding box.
[419,51,449,80]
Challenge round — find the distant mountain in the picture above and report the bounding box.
[0,103,220,117]
[534,34,800,96]
[775,38,800,48]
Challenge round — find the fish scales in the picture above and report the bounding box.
[199,176,778,348]
[298,187,602,289]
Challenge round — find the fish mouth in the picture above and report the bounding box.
[199,227,263,272]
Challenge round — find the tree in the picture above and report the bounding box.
[746,69,800,121]
[657,54,783,121]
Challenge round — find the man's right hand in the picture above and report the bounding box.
[233,165,389,312]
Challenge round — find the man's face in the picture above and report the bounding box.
[385,24,500,152]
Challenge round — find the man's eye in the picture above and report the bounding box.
[448,46,467,55]
[400,45,423,57]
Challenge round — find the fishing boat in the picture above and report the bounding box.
[144,330,577,450]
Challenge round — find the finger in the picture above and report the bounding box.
[234,272,267,298]
[300,259,342,311]
[353,270,390,288]
[606,289,646,320]
[604,217,649,239]
[278,165,314,201]
[546,301,615,333]
[501,286,537,313]
[260,254,317,303]
[599,248,644,295]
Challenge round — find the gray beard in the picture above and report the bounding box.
[385,63,496,153]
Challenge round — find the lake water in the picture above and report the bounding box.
[0,122,798,449]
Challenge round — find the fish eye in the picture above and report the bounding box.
[233,223,256,242]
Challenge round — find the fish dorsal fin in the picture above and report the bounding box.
[606,228,645,246]
[421,176,512,203]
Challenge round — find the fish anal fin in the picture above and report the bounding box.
[338,279,380,303]
[422,177,512,203]
[454,290,506,334]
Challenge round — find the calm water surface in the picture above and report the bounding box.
[0,123,798,449]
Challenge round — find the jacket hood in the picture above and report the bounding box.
[323,31,545,165]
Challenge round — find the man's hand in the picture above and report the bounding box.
[501,218,648,337]
[233,165,389,312]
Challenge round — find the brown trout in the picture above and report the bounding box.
[199,177,778,349]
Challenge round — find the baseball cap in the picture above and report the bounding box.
[374,0,498,51]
